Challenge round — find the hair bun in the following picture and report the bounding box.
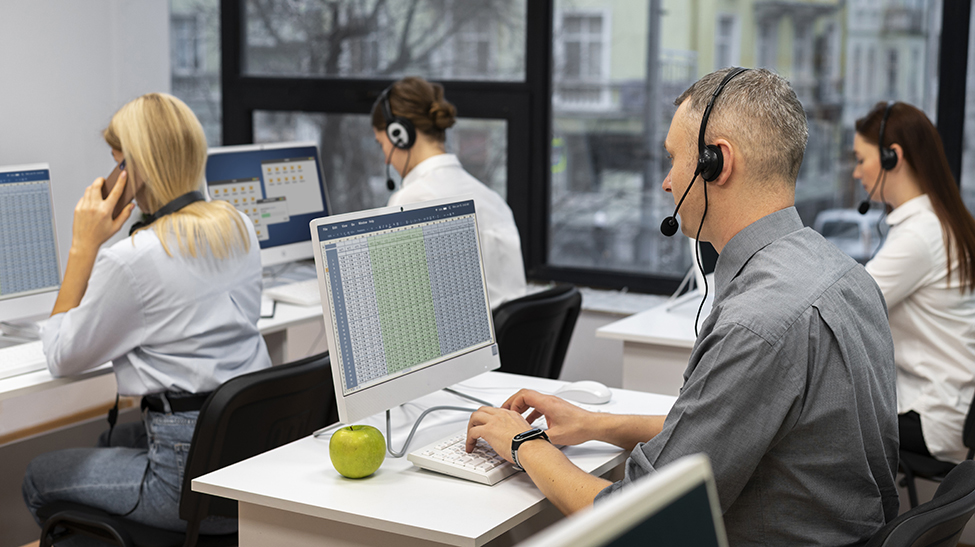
[429,100,457,130]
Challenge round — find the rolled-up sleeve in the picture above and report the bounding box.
[41,249,146,376]
[596,321,803,511]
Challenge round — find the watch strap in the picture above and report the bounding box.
[511,428,550,471]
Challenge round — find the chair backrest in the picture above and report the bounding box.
[492,285,582,380]
[962,395,975,459]
[866,460,975,547]
[178,352,338,524]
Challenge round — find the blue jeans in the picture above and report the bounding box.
[22,408,235,545]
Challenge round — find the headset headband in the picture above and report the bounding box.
[697,67,749,158]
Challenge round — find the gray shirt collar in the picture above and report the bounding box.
[714,207,804,294]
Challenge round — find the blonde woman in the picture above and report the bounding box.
[22,93,270,534]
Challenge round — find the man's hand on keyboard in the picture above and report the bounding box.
[465,406,532,461]
[502,389,597,447]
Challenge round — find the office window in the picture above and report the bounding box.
[220,0,965,295]
[242,0,526,81]
[554,10,610,110]
[757,18,779,70]
[253,112,507,216]
[962,4,975,214]
[170,0,221,146]
[548,0,944,289]
[714,14,739,70]
[887,48,899,97]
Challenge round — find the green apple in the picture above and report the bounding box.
[329,425,386,478]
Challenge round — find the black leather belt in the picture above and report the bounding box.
[141,392,212,413]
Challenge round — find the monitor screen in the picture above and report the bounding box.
[519,454,728,547]
[311,197,500,423]
[205,142,330,267]
[0,164,61,323]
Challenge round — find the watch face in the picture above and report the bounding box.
[514,429,543,441]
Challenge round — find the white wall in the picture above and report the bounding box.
[0,0,170,273]
[0,4,169,543]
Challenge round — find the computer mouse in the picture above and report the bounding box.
[554,380,612,405]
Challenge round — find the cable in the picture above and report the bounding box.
[385,406,476,458]
[692,176,710,338]
[442,387,494,408]
[869,170,890,260]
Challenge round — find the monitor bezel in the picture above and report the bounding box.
[205,141,331,268]
[0,163,62,323]
[310,196,500,424]
[518,454,728,547]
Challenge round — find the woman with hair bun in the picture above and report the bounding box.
[372,76,527,307]
[23,93,269,535]
[854,101,975,463]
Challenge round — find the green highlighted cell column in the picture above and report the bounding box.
[368,228,441,374]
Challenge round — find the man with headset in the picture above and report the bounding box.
[466,68,898,545]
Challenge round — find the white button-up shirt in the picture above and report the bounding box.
[866,194,975,462]
[41,212,272,396]
[388,154,527,308]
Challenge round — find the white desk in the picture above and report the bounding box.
[0,297,325,437]
[595,292,711,396]
[193,372,676,547]
[257,301,324,364]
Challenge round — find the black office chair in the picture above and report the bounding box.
[492,285,582,380]
[865,460,975,547]
[37,352,339,547]
[899,398,975,508]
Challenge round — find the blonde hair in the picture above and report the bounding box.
[104,93,250,259]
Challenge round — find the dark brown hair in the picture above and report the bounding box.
[371,76,457,142]
[856,101,975,292]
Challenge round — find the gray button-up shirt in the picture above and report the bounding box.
[597,207,898,546]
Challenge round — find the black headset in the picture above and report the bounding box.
[376,86,417,191]
[128,191,205,236]
[660,67,749,237]
[378,86,416,150]
[858,101,897,215]
[878,101,898,171]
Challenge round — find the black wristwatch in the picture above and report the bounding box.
[511,428,550,471]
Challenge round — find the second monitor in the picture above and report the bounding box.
[205,141,330,267]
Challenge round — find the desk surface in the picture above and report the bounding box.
[193,372,676,547]
[0,297,323,402]
[595,291,712,348]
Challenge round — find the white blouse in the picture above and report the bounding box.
[865,194,975,462]
[389,154,527,308]
[41,211,272,396]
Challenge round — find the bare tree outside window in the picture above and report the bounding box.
[243,0,523,215]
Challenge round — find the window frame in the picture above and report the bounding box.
[220,0,973,296]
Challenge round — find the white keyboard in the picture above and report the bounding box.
[408,434,517,485]
[0,340,48,380]
[264,278,321,306]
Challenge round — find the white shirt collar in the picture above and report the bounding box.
[886,194,933,226]
[401,154,461,189]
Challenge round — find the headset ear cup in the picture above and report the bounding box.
[699,144,724,182]
[386,118,416,150]
[880,147,897,171]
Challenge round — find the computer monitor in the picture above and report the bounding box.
[519,454,728,547]
[205,142,330,267]
[310,197,500,424]
[0,164,62,324]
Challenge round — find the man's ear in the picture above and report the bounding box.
[711,138,734,186]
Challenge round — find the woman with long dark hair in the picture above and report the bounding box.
[854,101,975,462]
